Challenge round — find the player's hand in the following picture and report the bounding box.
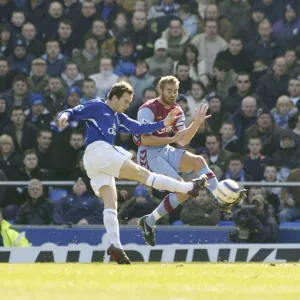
[58,113,69,129]
[172,128,189,143]
[194,104,211,125]
[164,107,181,127]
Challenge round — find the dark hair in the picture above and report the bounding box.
[59,18,72,27]
[12,9,25,16]
[169,17,183,26]
[12,105,24,112]
[83,78,96,85]
[206,133,221,143]
[182,44,199,62]
[46,39,60,46]
[66,61,78,67]
[191,80,207,94]
[135,59,149,70]
[176,60,189,71]
[108,81,134,100]
[230,35,243,42]
[285,47,296,54]
[237,71,250,79]
[23,148,37,159]
[37,128,52,138]
[13,74,28,84]
[248,135,262,143]
[143,87,157,97]
[70,130,84,138]
[228,153,243,164]
[0,57,8,64]
[221,120,235,130]
[264,164,277,172]
[213,60,231,72]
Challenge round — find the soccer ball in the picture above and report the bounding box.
[215,179,240,204]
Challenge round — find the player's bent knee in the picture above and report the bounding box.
[194,155,206,170]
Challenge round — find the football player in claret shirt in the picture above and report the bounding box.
[135,76,245,246]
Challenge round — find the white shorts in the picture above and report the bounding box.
[83,141,132,196]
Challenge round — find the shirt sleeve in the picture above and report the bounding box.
[59,100,101,122]
[174,108,185,131]
[118,113,164,134]
[137,107,155,123]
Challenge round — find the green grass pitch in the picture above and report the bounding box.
[1,263,300,300]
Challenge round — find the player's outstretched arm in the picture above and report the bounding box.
[118,108,181,135]
[58,100,101,128]
[177,104,211,147]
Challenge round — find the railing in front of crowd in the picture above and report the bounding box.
[0,181,299,187]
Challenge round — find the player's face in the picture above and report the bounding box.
[160,83,179,106]
[115,92,133,113]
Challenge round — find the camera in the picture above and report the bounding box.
[229,204,257,243]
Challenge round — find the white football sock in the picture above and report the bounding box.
[103,209,122,249]
[146,173,193,194]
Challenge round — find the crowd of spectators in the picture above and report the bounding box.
[0,0,300,231]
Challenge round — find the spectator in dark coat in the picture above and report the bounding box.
[0,23,14,57]
[126,10,156,59]
[245,19,282,66]
[206,92,230,133]
[14,179,53,225]
[2,106,37,154]
[54,18,77,58]
[224,72,257,113]
[0,0,17,24]
[39,1,64,41]
[24,0,48,27]
[256,57,289,110]
[220,121,241,153]
[0,95,11,130]
[180,189,220,226]
[10,10,26,39]
[233,194,278,243]
[36,129,53,172]
[272,3,300,46]
[27,58,49,94]
[114,35,136,77]
[215,36,253,74]
[244,109,282,156]
[272,129,300,170]
[0,134,22,180]
[41,40,67,77]
[244,136,271,181]
[221,154,253,182]
[53,178,103,225]
[261,0,283,24]
[61,0,80,23]
[7,39,34,75]
[119,186,156,225]
[4,74,31,112]
[230,96,258,140]
[0,58,15,93]
[52,130,85,180]
[21,22,45,57]
[238,5,265,44]
[25,93,54,129]
[73,0,97,42]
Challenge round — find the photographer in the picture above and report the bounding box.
[230,194,278,243]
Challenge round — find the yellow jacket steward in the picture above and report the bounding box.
[0,220,30,247]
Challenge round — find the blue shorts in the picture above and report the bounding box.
[137,145,185,179]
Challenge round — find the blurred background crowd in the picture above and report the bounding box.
[0,0,300,240]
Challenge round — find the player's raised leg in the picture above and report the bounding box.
[119,158,207,197]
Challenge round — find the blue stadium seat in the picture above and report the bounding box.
[171,220,184,226]
[218,221,235,227]
[48,189,68,202]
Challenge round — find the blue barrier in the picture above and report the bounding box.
[12,223,300,246]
